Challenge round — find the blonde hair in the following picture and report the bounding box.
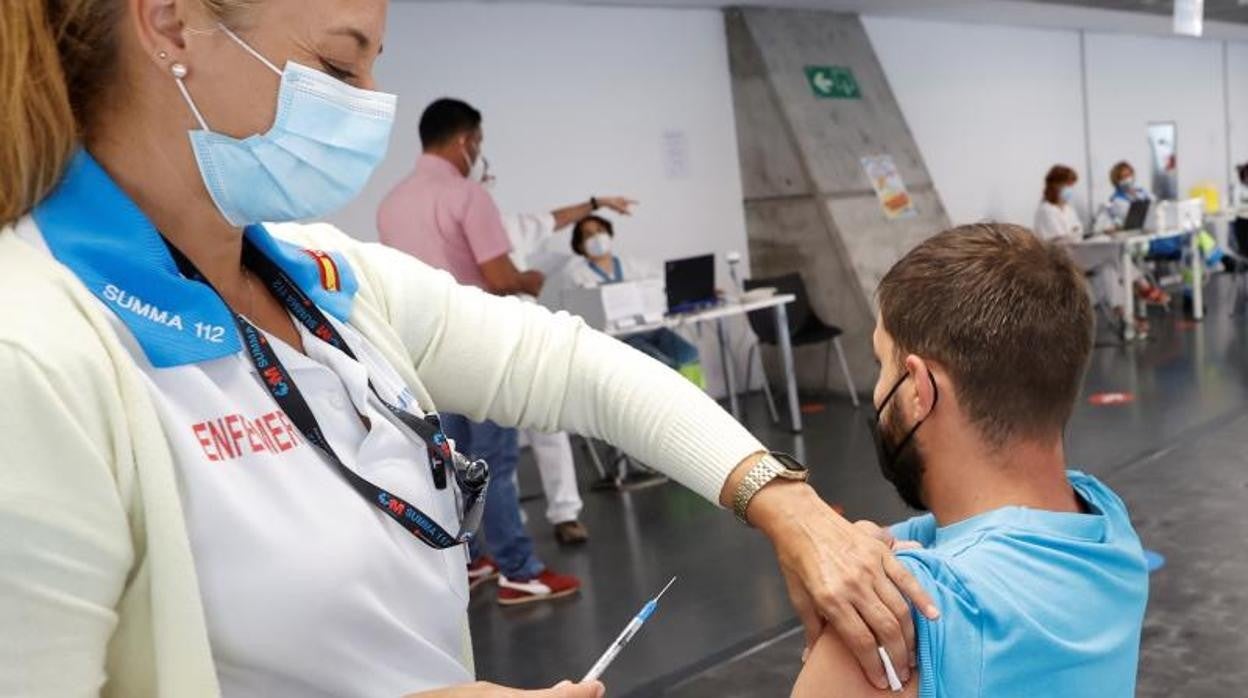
[0,0,250,226]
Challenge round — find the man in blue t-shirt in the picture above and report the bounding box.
[793,223,1148,697]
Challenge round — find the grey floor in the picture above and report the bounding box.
[471,274,1248,697]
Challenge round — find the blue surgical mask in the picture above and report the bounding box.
[1061,186,1075,203]
[584,233,613,258]
[174,25,397,226]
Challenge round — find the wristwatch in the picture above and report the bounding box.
[732,452,810,524]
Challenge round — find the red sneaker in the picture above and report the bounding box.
[1136,283,1170,305]
[497,569,582,606]
[467,556,499,592]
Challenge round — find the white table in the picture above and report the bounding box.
[1068,228,1203,341]
[607,294,804,432]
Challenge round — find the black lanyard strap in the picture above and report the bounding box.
[165,237,488,549]
[240,245,447,459]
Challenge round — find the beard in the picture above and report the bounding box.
[871,402,929,511]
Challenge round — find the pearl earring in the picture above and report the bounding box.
[157,50,169,60]
[169,62,208,131]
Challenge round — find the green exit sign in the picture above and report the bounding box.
[805,65,861,100]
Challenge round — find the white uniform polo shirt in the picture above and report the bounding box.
[26,151,473,697]
[540,253,658,310]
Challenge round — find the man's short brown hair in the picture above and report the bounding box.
[877,223,1093,446]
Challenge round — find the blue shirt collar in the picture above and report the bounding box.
[933,471,1107,547]
[587,256,623,283]
[32,149,358,368]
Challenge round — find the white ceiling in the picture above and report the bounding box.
[401,0,1248,39]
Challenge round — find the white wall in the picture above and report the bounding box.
[863,17,1087,226]
[330,1,748,273]
[1084,32,1226,207]
[864,15,1248,228]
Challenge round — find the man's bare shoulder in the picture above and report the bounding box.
[792,628,920,698]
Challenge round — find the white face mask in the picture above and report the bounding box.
[1060,186,1075,203]
[584,232,613,258]
[463,144,487,184]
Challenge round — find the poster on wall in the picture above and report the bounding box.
[662,129,691,180]
[860,155,917,220]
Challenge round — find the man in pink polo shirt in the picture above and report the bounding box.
[377,98,579,606]
[379,101,541,297]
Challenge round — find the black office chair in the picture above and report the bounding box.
[743,272,860,408]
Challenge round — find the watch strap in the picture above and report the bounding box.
[733,454,785,524]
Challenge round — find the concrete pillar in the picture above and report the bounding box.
[726,8,950,400]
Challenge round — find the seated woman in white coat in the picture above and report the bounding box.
[1034,165,1086,243]
[548,216,705,386]
[1035,165,1149,337]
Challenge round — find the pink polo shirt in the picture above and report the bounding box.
[377,154,511,290]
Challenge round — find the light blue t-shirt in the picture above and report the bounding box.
[889,471,1148,698]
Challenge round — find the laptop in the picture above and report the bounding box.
[1122,200,1150,231]
[664,254,717,314]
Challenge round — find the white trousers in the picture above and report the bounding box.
[1091,257,1154,311]
[1090,262,1126,309]
[520,429,584,525]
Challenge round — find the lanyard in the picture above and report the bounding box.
[588,257,623,284]
[163,237,488,549]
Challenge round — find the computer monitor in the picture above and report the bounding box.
[1123,200,1150,231]
[664,254,716,314]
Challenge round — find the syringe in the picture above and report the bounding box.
[580,576,677,683]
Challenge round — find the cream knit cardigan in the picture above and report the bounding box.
[0,218,764,697]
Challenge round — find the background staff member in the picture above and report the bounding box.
[1033,165,1145,335]
[1099,160,1151,231]
[379,98,583,606]
[1034,165,1084,243]
[503,196,638,547]
[547,216,704,386]
[1093,161,1169,307]
[0,0,935,695]
[504,199,636,278]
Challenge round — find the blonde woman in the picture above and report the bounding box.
[0,1,934,696]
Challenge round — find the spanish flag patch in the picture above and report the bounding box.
[305,250,342,293]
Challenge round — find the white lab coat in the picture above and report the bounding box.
[1034,200,1084,242]
[541,254,659,311]
[503,212,573,276]
[1034,200,1125,309]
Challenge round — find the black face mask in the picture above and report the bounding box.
[867,371,939,511]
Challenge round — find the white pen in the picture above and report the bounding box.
[580,577,677,683]
[877,646,904,692]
